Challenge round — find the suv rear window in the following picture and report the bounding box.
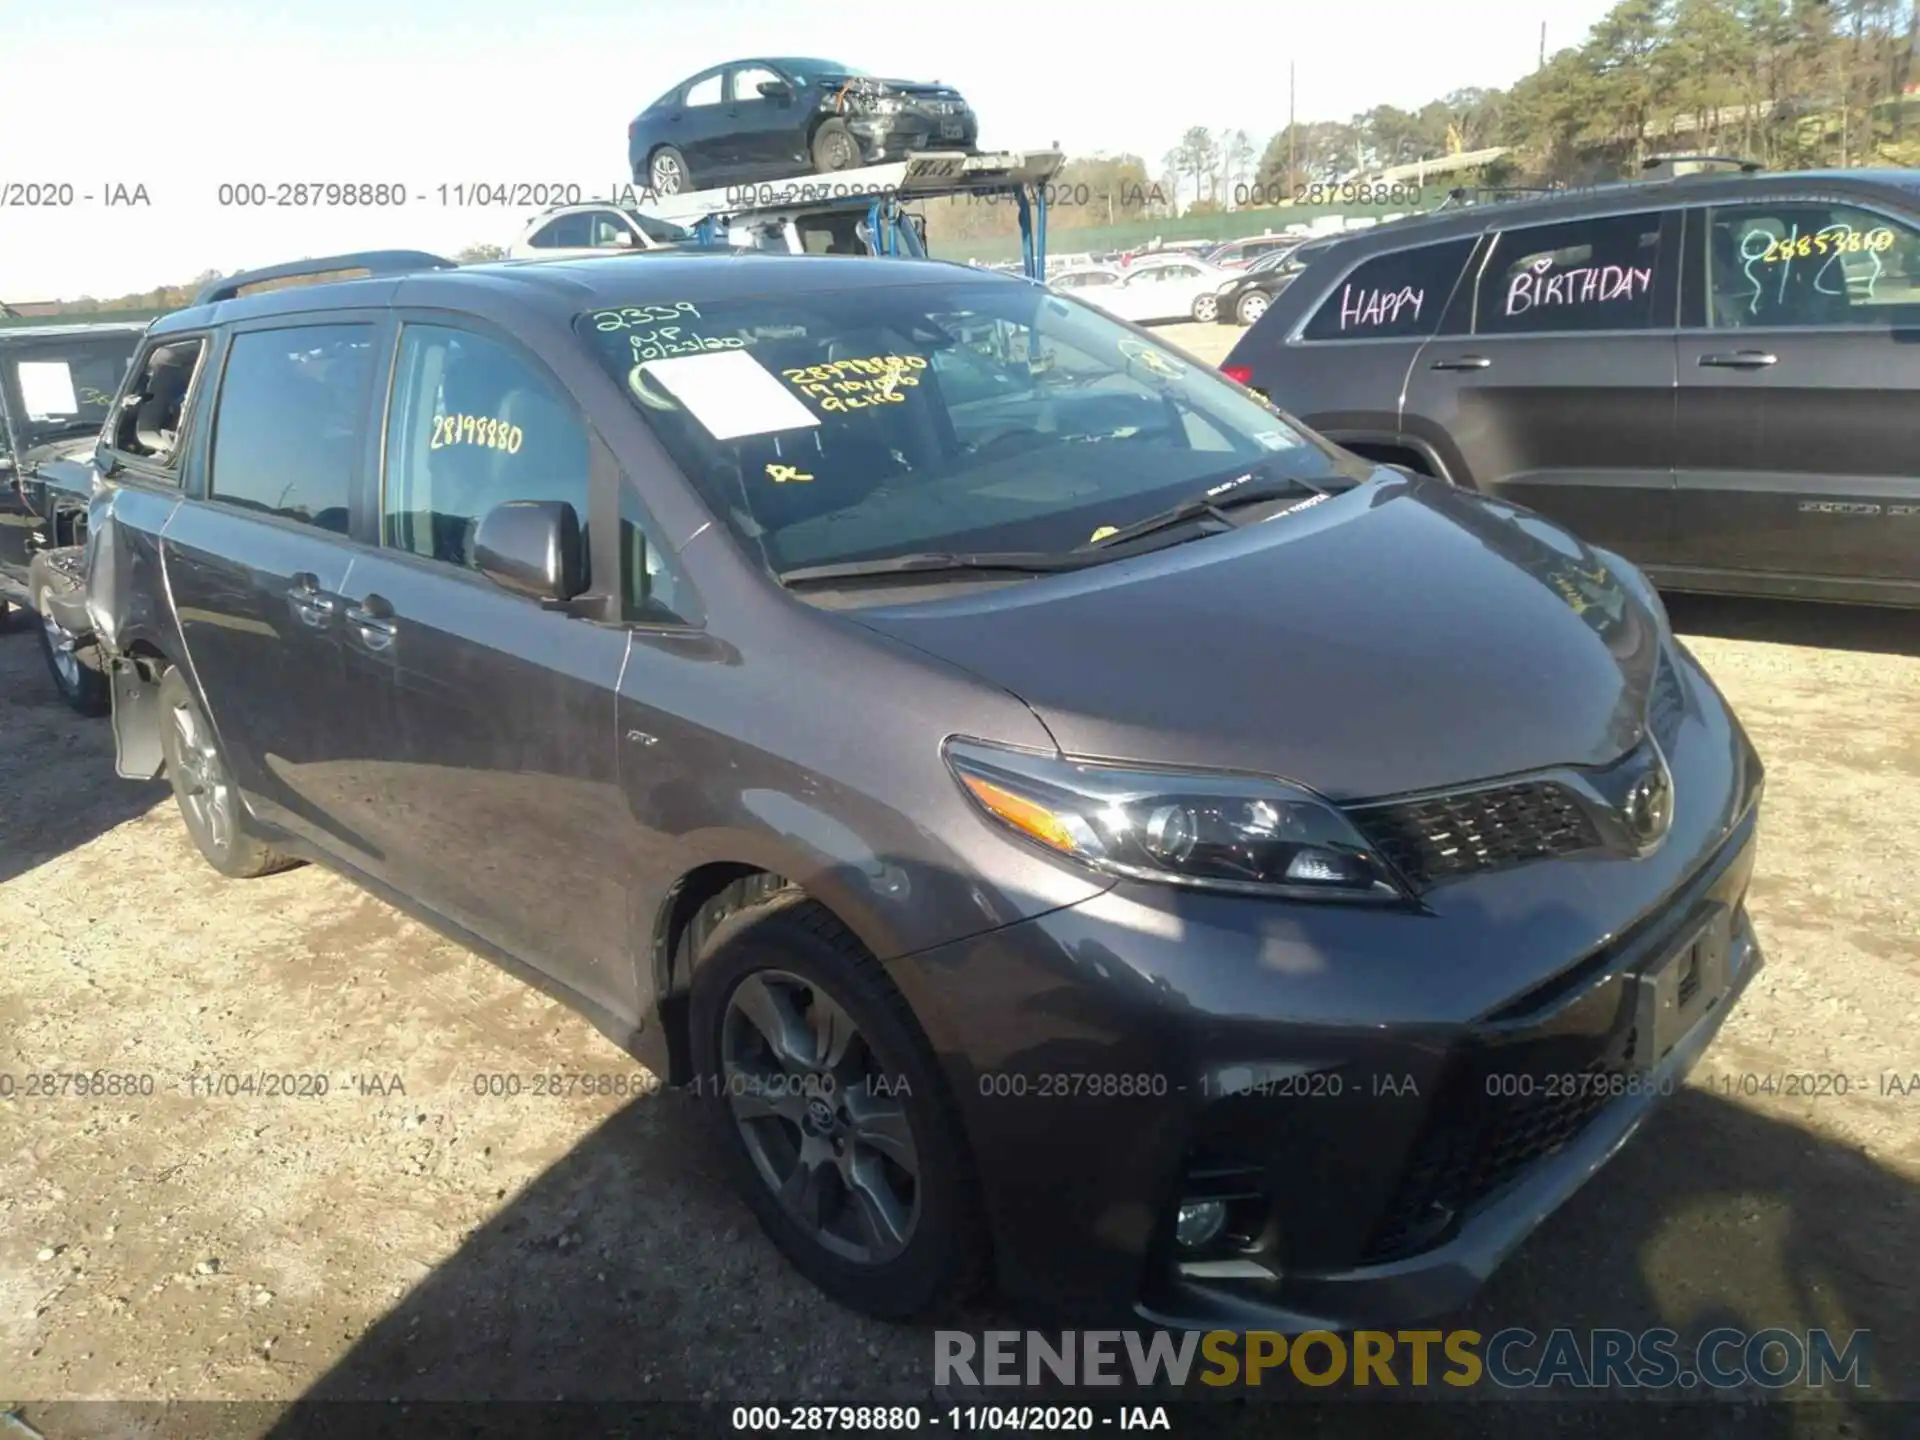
[574,282,1363,573]
[1302,238,1477,340]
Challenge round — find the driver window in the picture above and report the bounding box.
[110,337,207,472]
[1703,203,1920,329]
[381,324,591,577]
[731,66,780,101]
[588,212,635,248]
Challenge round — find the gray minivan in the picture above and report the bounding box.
[82,247,1762,1332]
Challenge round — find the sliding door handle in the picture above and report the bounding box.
[1429,355,1492,371]
[1698,351,1777,369]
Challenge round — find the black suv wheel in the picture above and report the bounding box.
[157,666,301,879]
[29,551,109,716]
[689,889,986,1319]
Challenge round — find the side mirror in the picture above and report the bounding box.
[473,499,585,603]
[614,230,636,247]
[758,79,793,100]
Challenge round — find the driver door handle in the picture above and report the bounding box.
[287,573,341,629]
[1698,351,1778,369]
[1429,355,1492,371]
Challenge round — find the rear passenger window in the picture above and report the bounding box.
[208,325,374,532]
[1474,212,1664,334]
[381,324,591,579]
[110,337,208,472]
[1301,239,1476,340]
[1698,202,1920,329]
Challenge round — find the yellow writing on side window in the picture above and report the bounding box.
[430,413,524,453]
[1757,227,1896,263]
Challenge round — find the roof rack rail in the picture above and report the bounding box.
[1641,154,1764,178]
[194,250,459,306]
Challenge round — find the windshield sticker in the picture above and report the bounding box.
[766,463,814,484]
[589,303,704,331]
[1334,283,1424,330]
[627,327,747,362]
[635,349,821,441]
[17,361,79,419]
[1505,255,1650,317]
[1116,338,1183,379]
[430,413,524,453]
[782,356,925,413]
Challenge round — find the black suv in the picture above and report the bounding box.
[0,319,147,710]
[1223,166,1920,608]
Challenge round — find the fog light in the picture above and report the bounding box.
[1175,1201,1228,1250]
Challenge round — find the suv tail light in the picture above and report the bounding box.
[1221,363,1253,386]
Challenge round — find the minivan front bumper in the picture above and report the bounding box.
[890,650,1763,1330]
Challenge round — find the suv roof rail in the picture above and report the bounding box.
[1642,154,1764,178]
[193,250,460,306]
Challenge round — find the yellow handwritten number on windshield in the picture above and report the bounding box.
[767,463,814,484]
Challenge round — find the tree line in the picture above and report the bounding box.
[20,0,1920,308]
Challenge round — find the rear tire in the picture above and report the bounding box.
[689,889,986,1320]
[1191,293,1219,322]
[157,666,300,879]
[811,120,859,173]
[648,146,691,195]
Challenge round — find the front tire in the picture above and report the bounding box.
[1235,290,1270,325]
[157,666,300,879]
[811,120,859,173]
[689,890,985,1319]
[33,571,109,717]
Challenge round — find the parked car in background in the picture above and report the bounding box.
[1205,234,1300,269]
[83,247,1763,1334]
[1214,236,1344,325]
[0,319,145,712]
[508,204,690,260]
[628,58,979,194]
[1221,164,1920,608]
[1077,255,1237,322]
[1048,264,1123,296]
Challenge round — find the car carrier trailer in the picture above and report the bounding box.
[633,148,1066,280]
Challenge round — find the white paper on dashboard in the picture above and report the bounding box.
[638,350,821,441]
[18,361,79,419]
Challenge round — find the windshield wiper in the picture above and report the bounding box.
[778,550,1106,587]
[1083,471,1332,550]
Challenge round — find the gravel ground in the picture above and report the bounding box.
[1,329,1916,1436]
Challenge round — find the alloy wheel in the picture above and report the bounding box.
[720,968,921,1265]
[650,154,683,194]
[1194,295,1218,322]
[37,591,82,694]
[170,698,235,854]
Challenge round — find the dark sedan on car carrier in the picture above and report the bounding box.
[80,246,1762,1331]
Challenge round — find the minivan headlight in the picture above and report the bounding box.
[944,739,1408,902]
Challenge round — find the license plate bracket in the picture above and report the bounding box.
[1633,908,1732,1073]
[940,119,964,141]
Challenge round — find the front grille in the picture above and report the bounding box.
[1348,780,1603,889]
[1361,1031,1635,1263]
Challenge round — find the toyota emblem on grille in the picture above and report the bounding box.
[1622,747,1675,847]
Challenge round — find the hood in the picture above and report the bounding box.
[845,475,1664,802]
[3,430,96,476]
[862,78,967,102]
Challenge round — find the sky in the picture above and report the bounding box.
[0,0,1617,302]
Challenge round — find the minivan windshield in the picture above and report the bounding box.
[575,280,1367,575]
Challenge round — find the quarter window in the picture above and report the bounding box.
[110,337,207,471]
[381,325,591,578]
[1699,202,1920,329]
[208,325,374,531]
[1473,212,1665,334]
[1302,238,1476,340]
